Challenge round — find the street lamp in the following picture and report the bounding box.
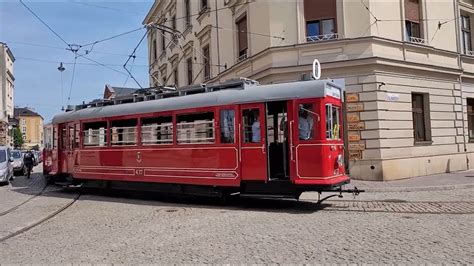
[58,62,66,111]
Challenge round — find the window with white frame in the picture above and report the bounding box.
[325,104,341,140]
[462,14,472,54]
[141,116,173,145]
[83,121,107,147]
[177,112,214,144]
[110,119,137,146]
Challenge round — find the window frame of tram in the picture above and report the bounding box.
[82,121,108,148]
[242,108,261,144]
[109,119,138,147]
[219,108,235,144]
[176,111,215,144]
[298,103,318,141]
[141,115,173,145]
[325,103,342,140]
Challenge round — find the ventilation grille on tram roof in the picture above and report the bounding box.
[69,78,259,112]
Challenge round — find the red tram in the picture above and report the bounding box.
[43,78,350,199]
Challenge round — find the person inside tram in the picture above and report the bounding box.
[251,111,261,143]
[298,107,313,140]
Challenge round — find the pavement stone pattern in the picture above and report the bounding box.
[349,170,474,192]
[0,168,472,263]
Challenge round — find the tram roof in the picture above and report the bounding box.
[52,79,342,124]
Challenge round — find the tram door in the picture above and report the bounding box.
[59,125,68,174]
[65,123,77,174]
[240,103,268,181]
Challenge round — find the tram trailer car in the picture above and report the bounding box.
[44,79,349,199]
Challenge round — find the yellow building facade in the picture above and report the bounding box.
[14,108,43,150]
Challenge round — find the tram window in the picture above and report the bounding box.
[177,112,215,144]
[61,128,67,149]
[326,104,341,140]
[74,125,80,148]
[110,119,138,146]
[298,104,315,140]
[220,110,235,144]
[141,116,173,145]
[68,126,74,149]
[53,128,58,149]
[83,122,107,147]
[44,127,53,149]
[242,109,260,143]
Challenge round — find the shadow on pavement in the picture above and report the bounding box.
[5,174,329,214]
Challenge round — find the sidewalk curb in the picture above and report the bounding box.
[353,183,474,193]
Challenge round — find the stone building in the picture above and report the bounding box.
[143,0,474,181]
[14,108,44,149]
[0,42,15,147]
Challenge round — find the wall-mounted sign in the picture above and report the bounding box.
[348,132,361,142]
[349,150,362,160]
[346,93,359,102]
[386,93,400,101]
[347,113,360,123]
[346,102,364,112]
[349,143,366,151]
[348,122,365,131]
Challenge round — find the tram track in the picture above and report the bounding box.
[0,183,49,217]
[0,188,81,243]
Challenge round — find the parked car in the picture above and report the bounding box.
[32,151,39,166]
[0,146,13,185]
[11,150,25,176]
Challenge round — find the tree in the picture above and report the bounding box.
[13,128,23,149]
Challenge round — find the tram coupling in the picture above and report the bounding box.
[316,186,365,205]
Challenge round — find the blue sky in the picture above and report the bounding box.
[0,0,153,122]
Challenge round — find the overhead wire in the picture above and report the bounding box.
[210,25,285,40]
[148,1,253,23]
[67,55,78,105]
[72,1,145,15]
[15,56,147,67]
[80,26,146,47]
[123,29,150,88]
[19,0,71,47]
[81,55,129,76]
[6,40,148,58]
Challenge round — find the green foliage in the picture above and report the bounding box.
[13,128,23,149]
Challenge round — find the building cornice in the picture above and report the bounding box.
[213,36,468,83]
[143,0,166,25]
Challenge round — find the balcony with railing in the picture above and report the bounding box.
[407,36,427,45]
[306,33,342,43]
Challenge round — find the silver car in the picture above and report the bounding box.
[0,146,13,185]
[11,150,24,176]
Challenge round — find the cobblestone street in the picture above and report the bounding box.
[0,167,473,264]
